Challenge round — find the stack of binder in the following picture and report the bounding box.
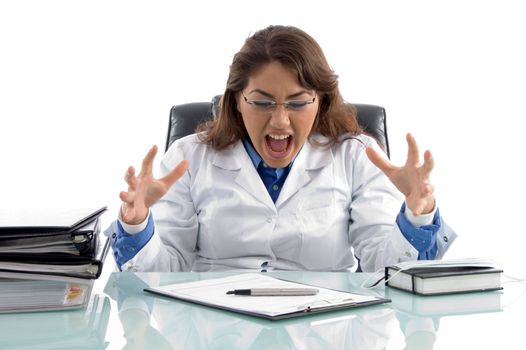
[0,207,109,313]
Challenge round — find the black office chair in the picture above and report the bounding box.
[166,96,390,158]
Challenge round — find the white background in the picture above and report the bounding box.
[1,0,525,273]
[1,0,525,348]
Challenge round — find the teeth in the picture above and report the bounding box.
[268,134,290,140]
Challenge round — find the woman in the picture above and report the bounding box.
[109,25,456,272]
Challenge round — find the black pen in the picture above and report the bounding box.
[226,288,319,296]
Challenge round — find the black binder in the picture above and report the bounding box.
[0,234,110,279]
[0,215,101,256]
[0,207,110,279]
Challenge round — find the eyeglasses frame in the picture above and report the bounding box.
[241,92,317,112]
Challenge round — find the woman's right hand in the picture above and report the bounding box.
[119,145,189,225]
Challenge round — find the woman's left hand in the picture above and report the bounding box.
[366,133,436,216]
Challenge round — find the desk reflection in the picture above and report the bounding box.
[105,272,456,350]
[104,272,504,349]
[385,285,503,350]
[0,294,110,350]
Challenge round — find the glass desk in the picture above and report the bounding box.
[0,271,524,349]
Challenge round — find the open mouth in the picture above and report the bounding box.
[265,134,292,159]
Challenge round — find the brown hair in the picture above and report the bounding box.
[198,25,361,149]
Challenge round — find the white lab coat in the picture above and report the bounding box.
[120,133,456,273]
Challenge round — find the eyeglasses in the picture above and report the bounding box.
[242,92,316,112]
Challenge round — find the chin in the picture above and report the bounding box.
[265,158,292,168]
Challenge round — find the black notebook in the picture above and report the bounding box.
[385,258,503,296]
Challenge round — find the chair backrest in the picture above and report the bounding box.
[166,96,390,157]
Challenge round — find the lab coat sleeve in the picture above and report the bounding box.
[347,137,456,272]
[120,137,199,272]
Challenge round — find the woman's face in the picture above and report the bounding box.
[237,61,319,168]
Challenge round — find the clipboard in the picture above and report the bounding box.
[144,273,390,321]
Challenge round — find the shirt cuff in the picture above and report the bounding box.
[404,203,437,228]
[397,203,441,259]
[114,213,155,268]
[118,210,150,235]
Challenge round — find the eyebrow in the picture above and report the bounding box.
[247,89,312,99]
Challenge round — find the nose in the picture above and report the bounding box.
[269,104,290,128]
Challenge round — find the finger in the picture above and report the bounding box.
[124,166,138,190]
[422,150,434,177]
[422,183,435,196]
[406,133,420,166]
[365,147,394,175]
[160,159,190,188]
[124,166,135,182]
[139,145,158,176]
[119,191,136,204]
[124,166,137,187]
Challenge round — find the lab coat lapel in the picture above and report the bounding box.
[275,138,333,208]
[212,141,275,210]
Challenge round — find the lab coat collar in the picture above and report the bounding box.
[210,134,332,170]
[212,141,275,209]
[210,140,249,171]
[296,134,334,171]
[211,135,334,210]
[275,135,333,208]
